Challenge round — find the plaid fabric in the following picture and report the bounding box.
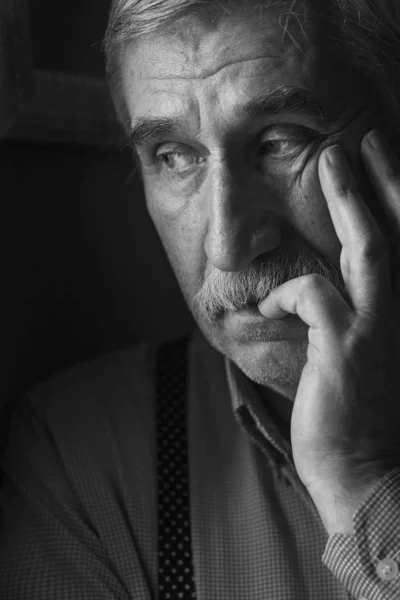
[0,329,399,599]
[323,469,400,600]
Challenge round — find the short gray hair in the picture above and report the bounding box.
[103,0,400,144]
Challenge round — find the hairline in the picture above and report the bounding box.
[106,0,308,138]
[104,0,400,150]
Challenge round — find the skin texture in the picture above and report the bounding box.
[120,3,385,427]
[258,131,400,533]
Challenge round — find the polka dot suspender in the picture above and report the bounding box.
[156,335,197,599]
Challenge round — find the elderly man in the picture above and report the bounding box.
[1,0,400,598]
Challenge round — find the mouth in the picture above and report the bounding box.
[232,303,264,317]
[210,302,262,322]
[221,304,307,342]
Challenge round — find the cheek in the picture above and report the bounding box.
[144,185,206,298]
[288,158,342,264]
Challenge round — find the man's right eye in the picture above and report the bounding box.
[155,148,201,175]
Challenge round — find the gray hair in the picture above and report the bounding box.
[103,0,400,145]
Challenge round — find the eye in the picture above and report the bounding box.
[259,139,297,156]
[155,147,204,176]
[153,126,321,178]
[258,125,320,162]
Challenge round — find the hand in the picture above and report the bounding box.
[258,130,400,533]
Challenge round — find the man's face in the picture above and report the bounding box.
[121,2,381,398]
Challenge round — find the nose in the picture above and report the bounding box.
[204,167,282,272]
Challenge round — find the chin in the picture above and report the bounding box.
[198,315,308,395]
[230,338,308,394]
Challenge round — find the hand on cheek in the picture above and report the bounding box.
[258,130,400,535]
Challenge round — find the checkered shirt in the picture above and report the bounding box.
[0,329,399,599]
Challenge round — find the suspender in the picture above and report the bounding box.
[156,335,197,599]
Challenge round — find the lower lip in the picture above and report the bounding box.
[223,306,306,342]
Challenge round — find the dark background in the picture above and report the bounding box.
[1,0,193,421]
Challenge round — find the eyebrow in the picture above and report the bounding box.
[129,86,327,148]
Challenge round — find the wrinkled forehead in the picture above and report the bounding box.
[128,4,303,77]
[120,3,366,128]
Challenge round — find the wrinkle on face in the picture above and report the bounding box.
[123,22,373,266]
[133,3,308,82]
[121,3,381,395]
[122,3,313,132]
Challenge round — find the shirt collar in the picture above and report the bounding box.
[224,354,295,468]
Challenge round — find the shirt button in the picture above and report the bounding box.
[376,558,399,581]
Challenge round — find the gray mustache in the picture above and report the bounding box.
[192,246,344,322]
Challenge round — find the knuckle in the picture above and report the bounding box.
[303,273,328,292]
[359,236,388,263]
[336,183,357,198]
[386,173,400,195]
[387,170,400,184]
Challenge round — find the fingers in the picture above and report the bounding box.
[318,144,390,317]
[258,274,351,334]
[361,130,400,231]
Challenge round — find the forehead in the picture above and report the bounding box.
[124,4,304,78]
[120,4,357,132]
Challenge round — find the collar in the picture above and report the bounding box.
[225,355,295,469]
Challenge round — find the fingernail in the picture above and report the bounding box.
[324,144,359,191]
[366,129,388,152]
[325,145,348,171]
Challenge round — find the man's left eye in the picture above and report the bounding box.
[258,127,319,160]
[259,138,299,157]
